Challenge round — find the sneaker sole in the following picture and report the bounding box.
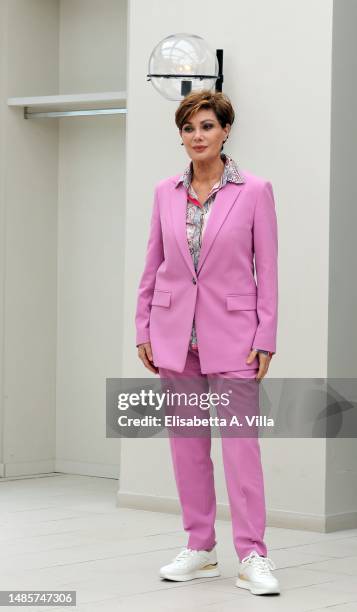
[235,577,280,595]
[159,564,220,582]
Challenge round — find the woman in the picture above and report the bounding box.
[135,90,280,596]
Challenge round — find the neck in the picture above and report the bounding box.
[191,154,225,185]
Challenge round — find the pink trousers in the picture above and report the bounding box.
[159,346,268,561]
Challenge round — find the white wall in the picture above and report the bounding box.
[0,0,127,478]
[119,0,336,529]
[326,0,357,528]
[0,0,8,476]
[59,0,127,94]
[55,0,127,478]
[1,0,59,477]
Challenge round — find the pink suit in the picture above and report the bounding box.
[135,169,278,560]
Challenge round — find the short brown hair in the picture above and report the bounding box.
[175,89,235,131]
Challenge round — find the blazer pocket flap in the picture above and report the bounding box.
[151,290,171,307]
[226,294,257,311]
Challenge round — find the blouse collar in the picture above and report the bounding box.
[174,153,245,189]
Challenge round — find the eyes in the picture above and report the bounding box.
[182,123,214,132]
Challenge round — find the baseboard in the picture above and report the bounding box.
[0,473,62,482]
[55,460,120,478]
[0,459,55,478]
[116,490,357,533]
[0,460,119,479]
[325,511,357,532]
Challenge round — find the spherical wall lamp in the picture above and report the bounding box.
[147,33,224,100]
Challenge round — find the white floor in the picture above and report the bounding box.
[1,475,357,612]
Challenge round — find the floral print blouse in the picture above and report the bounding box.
[175,153,269,356]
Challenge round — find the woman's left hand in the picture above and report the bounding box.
[246,349,271,382]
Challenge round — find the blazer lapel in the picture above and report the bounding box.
[170,183,196,278]
[196,181,244,274]
[170,180,245,278]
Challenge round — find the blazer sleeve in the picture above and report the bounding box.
[135,185,164,346]
[251,181,278,354]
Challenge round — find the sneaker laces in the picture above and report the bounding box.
[241,550,276,574]
[173,547,199,564]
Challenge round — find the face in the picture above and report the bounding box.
[180,109,230,163]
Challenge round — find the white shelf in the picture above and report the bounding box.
[7,91,127,118]
[8,91,126,108]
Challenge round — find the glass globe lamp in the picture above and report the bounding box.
[147,33,222,100]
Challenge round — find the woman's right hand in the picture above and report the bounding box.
[137,342,159,374]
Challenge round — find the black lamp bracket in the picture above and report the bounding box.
[147,49,224,93]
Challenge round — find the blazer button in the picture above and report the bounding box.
[192,277,197,285]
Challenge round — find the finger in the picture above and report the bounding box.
[256,358,267,381]
[246,349,258,364]
[145,358,159,374]
[142,355,158,374]
[256,366,265,381]
[256,358,270,381]
[139,350,152,368]
[140,349,159,374]
[144,346,156,368]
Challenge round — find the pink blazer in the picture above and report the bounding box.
[135,170,278,374]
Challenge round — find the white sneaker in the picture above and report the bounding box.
[235,550,280,595]
[159,546,220,581]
